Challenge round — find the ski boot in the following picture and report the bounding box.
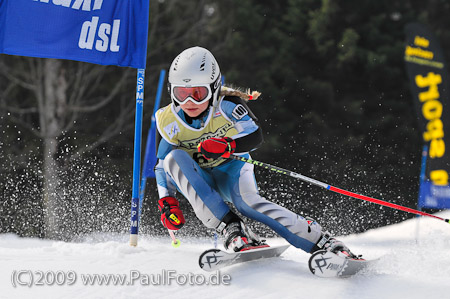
[222,221,269,252]
[311,231,360,259]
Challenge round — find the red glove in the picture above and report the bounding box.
[158,197,185,230]
[197,137,236,160]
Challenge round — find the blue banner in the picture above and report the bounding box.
[0,0,149,68]
[419,180,450,209]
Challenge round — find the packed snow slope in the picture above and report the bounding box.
[1,211,449,299]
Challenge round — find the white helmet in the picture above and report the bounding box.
[168,46,222,108]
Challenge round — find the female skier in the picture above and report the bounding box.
[155,46,356,257]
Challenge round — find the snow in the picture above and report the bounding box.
[1,211,450,299]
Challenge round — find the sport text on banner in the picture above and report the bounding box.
[404,23,450,186]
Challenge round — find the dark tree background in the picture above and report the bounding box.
[1,0,450,240]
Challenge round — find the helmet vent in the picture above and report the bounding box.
[200,53,207,71]
[173,56,180,71]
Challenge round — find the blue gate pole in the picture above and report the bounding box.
[138,69,166,218]
[415,145,428,242]
[130,69,145,247]
[417,145,428,214]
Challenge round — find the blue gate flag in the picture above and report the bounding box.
[0,0,149,69]
[419,181,450,209]
[142,125,157,178]
[417,146,450,209]
[142,69,166,179]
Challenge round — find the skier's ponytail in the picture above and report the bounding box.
[220,86,261,102]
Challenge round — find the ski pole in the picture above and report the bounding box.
[229,155,450,224]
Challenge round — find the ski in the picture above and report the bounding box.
[199,245,290,272]
[308,249,377,278]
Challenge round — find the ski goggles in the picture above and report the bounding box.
[171,84,212,105]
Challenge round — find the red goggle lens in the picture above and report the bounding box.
[173,86,209,103]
